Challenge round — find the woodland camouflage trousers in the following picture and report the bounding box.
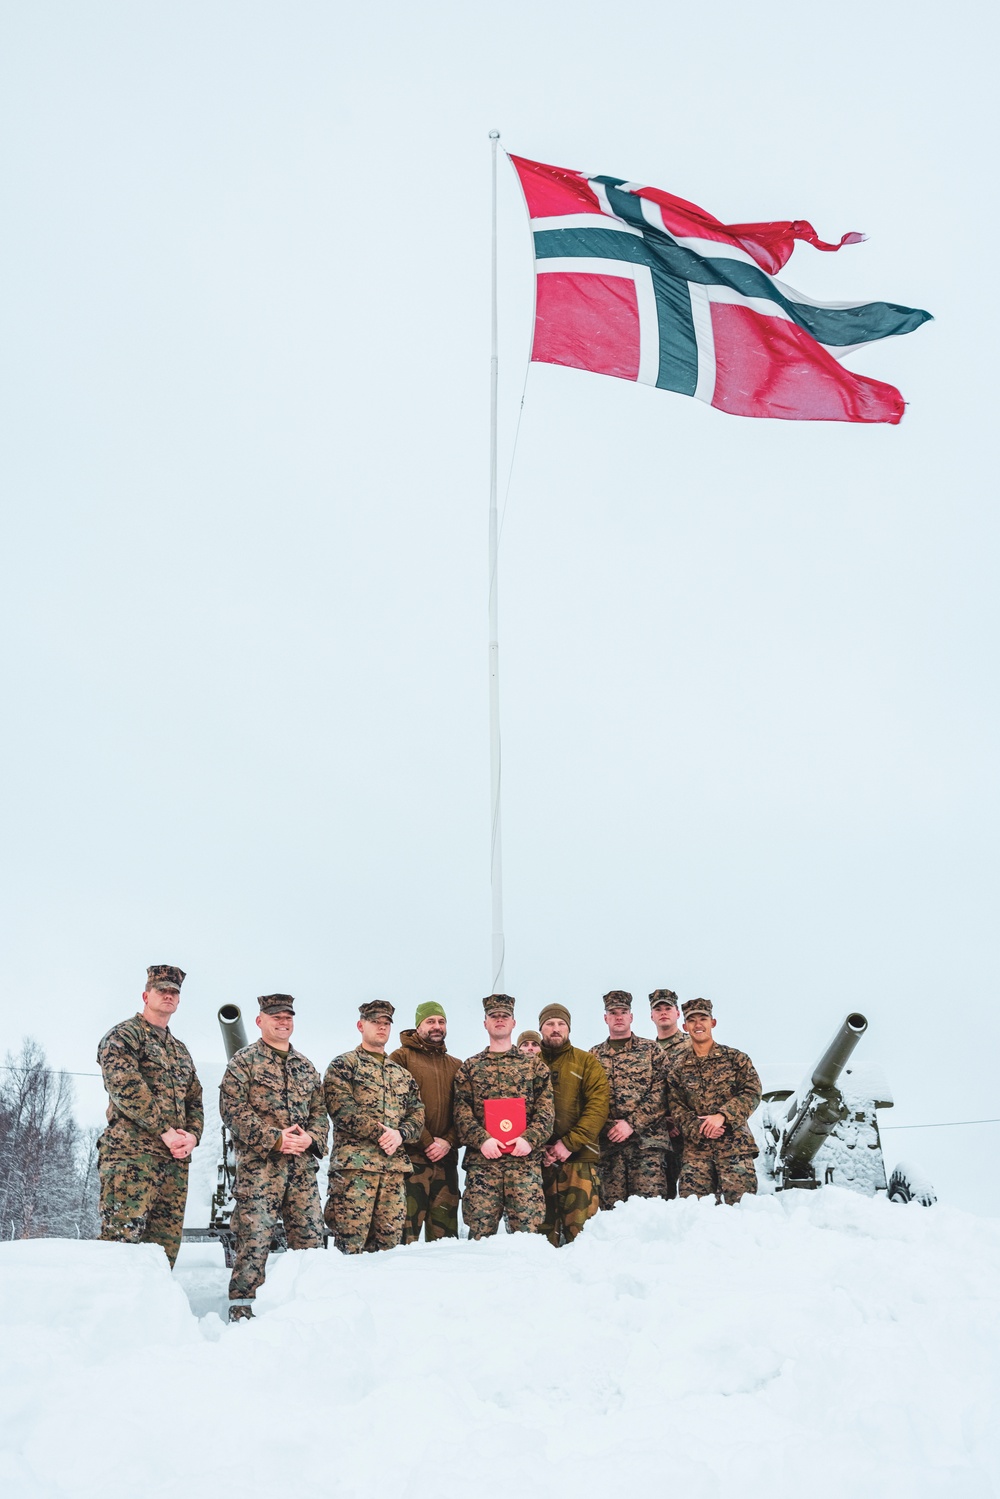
[402,1149,460,1243]
[228,1157,325,1301]
[462,1159,545,1239]
[541,1158,600,1246]
[598,1145,671,1210]
[98,1149,189,1268]
[325,1168,408,1253]
[678,1150,758,1205]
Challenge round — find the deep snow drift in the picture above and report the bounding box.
[2,1192,997,1499]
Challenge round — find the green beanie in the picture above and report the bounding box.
[415,1001,447,1026]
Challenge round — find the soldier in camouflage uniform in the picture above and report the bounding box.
[649,988,689,1199]
[389,1002,462,1243]
[665,997,761,1204]
[590,991,672,1210]
[96,965,203,1268]
[324,1001,425,1254]
[220,994,328,1321]
[538,1004,610,1246]
[453,996,554,1239]
[517,1030,542,1056]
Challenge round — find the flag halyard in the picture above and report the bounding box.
[510,154,931,424]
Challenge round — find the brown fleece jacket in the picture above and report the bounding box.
[389,1029,462,1150]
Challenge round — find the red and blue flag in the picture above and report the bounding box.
[510,154,930,424]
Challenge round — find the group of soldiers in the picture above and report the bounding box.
[96,965,762,1321]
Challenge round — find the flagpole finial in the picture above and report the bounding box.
[489,129,500,139]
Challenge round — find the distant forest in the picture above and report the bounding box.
[0,1038,100,1240]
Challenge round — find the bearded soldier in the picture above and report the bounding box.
[538,1004,609,1245]
[220,994,328,1321]
[96,965,202,1268]
[324,1001,425,1253]
[389,1002,462,1243]
[453,995,554,1239]
[665,997,761,1204]
[590,990,671,1209]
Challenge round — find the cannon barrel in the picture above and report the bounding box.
[780,1012,869,1179]
[811,1012,867,1091]
[218,1003,248,1061]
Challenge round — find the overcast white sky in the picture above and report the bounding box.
[1,3,996,1209]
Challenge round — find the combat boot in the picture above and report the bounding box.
[228,1299,254,1323]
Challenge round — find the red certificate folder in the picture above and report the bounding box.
[483,1096,527,1153]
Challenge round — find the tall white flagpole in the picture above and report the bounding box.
[488,128,505,993]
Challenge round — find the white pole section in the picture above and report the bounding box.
[488,129,505,994]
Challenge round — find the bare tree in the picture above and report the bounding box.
[0,1037,100,1239]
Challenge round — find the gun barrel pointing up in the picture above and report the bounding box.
[811,1012,867,1091]
[778,1012,870,1182]
[218,1003,248,1061]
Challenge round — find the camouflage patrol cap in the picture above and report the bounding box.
[258,993,295,1015]
[146,965,185,993]
[359,1000,395,1021]
[649,988,680,1010]
[483,993,515,1016]
[603,990,633,1012]
[682,997,714,1018]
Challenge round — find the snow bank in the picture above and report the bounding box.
[2,1192,998,1498]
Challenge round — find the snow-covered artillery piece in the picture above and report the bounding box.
[201,1003,247,1265]
[758,1012,935,1204]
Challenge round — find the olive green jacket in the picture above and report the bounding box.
[541,1041,610,1163]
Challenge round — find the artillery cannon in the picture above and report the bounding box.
[758,1013,936,1204]
[204,1004,247,1265]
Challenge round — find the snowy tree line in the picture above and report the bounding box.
[0,1038,100,1240]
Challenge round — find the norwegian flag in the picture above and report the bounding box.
[510,154,930,424]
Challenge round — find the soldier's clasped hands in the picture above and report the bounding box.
[279,1124,314,1155]
[161,1127,198,1160]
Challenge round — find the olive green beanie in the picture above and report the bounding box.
[415,1001,447,1026]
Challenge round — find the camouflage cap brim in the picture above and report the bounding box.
[146,964,186,992]
[682,997,714,1018]
[359,1001,395,1020]
[482,993,515,1016]
[258,993,296,1015]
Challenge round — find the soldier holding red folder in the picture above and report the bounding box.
[453,995,555,1239]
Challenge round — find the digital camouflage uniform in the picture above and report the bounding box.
[96,1013,203,1268]
[665,1041,761,1204]
[590,1036,671,1209]
[324,1047,425,1253]
[540,1039,610,1246]
[389,1029,462,1243]
[453,1048,555,1238]
[655,1031,690,1199]
[220,1039,329,1302]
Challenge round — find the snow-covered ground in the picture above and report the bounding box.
[2,1192,997,1498]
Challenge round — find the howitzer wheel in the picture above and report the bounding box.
[888,1162,937,1207]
